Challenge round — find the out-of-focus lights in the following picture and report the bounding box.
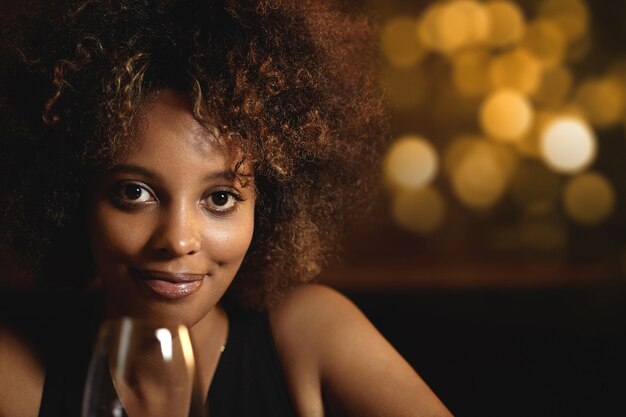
[418,3,445,51]
[489,48,543,95]
[453,48,492,97]
[381,17,425,69]
[485,1,527,48]
[392,186,446,234]
[384,135,439,190]
[574,77,625,128]
[480,89,534,142]
[510,162,561,214]
[538,0,590,43]
[437,0,490,53]
[522,19,566,67]
[451,142,509,209]
[540,117,596,173]
[563,172,615,225]
[533,65,573,107]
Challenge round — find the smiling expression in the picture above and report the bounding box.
[87,90,255,327]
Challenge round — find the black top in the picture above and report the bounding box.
[37,308,296,417]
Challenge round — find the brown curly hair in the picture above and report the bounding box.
[0,0,387,309]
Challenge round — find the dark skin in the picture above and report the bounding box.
[0,90,452,417]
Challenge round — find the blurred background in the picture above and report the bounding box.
[1,0,625,416]
[317,0,626,415]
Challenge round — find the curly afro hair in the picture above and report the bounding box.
[0,0,387,309]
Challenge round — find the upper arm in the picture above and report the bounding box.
[270,284,453,417]
[0,324,46,417]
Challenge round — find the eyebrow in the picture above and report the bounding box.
[107,164,240,182]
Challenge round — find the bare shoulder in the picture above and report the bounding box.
[269,284,453,417]
[0,324,46,417]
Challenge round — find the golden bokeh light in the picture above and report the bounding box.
[522,19,566,68]
[480,89,534,142]
[538,0,590,43]
[533,65,573,107]
[384,135,439,190]
[392,186,447,234]
[417,3,445,51]
[540,116,596,173]
[574,77,625,129]
[453,48,492,97]
[485,1,527,48]
[489,48,543,95]
[381,16,425,69]
[510,162,561,214]
[563,171,616,225]
[418,1,490,54]
[437,0,490,53]
[451,141,510,209]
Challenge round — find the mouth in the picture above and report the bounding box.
[130,268,206,300]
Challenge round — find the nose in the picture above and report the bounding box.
[150,203,202,257]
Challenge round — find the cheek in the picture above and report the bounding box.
[88,205,152,266]
[204,212,255,266]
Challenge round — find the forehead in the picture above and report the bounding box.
[123,90,241,167]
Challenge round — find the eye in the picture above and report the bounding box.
[111,182,156,206]
[204,190,242,214]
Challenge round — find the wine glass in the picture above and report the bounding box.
[82,317,207,417]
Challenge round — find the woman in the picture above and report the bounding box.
[0,0,453,416]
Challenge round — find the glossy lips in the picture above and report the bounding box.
[131,269,206,300]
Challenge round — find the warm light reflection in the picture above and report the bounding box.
[451,141,510,209]
[538,0,590,43]
[563,172,615,224]
[381,17,425,69]
[453,48,492,97]
[155,328,173,362]
[522,19,566,67]
[540,117,596,173]
[574,77,625,128]
[178,325,196,374]
[489,48,543,95]
[485,1,526,48]
[510,162,561,214]
[480,89,534,142]
[384,135,439,190]
[392,186,446,234]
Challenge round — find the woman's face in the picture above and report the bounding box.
[88,90,255,327]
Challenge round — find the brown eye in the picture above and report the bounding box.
[211,192,230,206]
[204,190,241,214]
[123,184,144,200]
[113,182,155,204]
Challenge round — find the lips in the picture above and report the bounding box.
[130,269,206,300]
